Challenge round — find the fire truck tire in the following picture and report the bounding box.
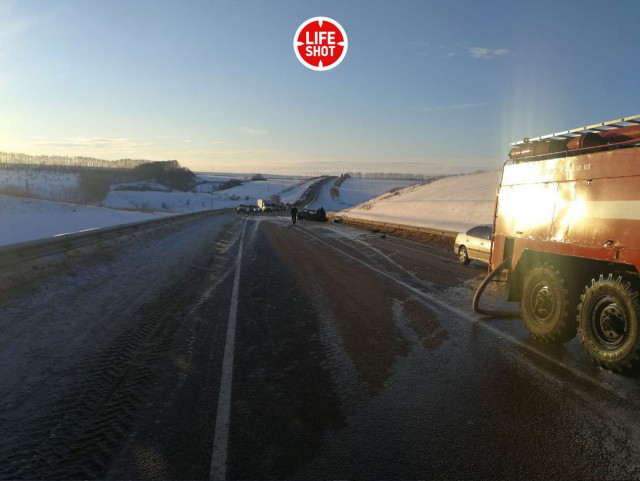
[577,275,640,371]
[521,263,577,343]
[458,246,470,265]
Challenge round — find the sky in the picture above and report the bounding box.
[1,0,639,176]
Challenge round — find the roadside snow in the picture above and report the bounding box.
[0,195,163,246]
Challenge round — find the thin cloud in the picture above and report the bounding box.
[416,43,456,59]
[469,47,511,59]
[422,103,489,112]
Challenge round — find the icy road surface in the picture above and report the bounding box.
[1,211,640,479]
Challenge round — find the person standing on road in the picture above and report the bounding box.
[291,205,298,225]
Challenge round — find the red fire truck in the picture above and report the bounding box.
[475,115,640,371]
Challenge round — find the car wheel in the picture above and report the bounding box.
[458,246,470,265]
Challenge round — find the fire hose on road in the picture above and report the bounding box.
[472,256,521,318]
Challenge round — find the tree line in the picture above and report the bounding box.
[346,172,432,181]
[0,151,150,170]
[0,151,196,202]
[79,160,196,200]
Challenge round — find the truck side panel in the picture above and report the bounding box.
[491,147,640,274]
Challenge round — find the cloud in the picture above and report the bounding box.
[422,103,488,112]
[416,43,456,59]
[240,127,268,135]
[469,47,511,59]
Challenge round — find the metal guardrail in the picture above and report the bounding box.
[329,213,457,239]
[0,209,222,270]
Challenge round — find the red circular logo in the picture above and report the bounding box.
[294,17,348,71]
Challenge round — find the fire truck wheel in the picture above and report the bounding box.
[577,275,640,371]
[458,246,470,265]
[521,263,577,343]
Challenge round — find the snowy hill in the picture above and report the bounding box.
[306,178,420,211]
[339,171,501,233]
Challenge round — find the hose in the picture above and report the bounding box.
[472,256,522,317]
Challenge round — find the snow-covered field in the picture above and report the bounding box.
[0,170,501,247]
[103,175,317,213]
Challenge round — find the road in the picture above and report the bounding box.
[1,211,640,480]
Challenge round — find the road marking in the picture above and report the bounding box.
[210,219,248,481]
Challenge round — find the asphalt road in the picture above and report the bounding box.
[2,212,640,480]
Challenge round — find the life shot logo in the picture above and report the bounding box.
[294,17,348,71]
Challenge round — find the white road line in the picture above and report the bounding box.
[210,219,248,481]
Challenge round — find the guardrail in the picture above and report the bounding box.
[327,213,457,247]
[0,209,222,270]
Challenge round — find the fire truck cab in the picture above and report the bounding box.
[485,114,640,371]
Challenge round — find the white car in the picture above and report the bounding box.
[454,224,492,265]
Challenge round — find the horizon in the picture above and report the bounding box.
[0,149,471,178]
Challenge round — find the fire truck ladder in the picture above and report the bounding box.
[510,114,640,146]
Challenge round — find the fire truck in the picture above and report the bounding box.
[474,115,640,371]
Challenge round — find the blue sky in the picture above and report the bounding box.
[1,0,638,175]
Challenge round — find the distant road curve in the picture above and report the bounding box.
[302,176,336,209]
